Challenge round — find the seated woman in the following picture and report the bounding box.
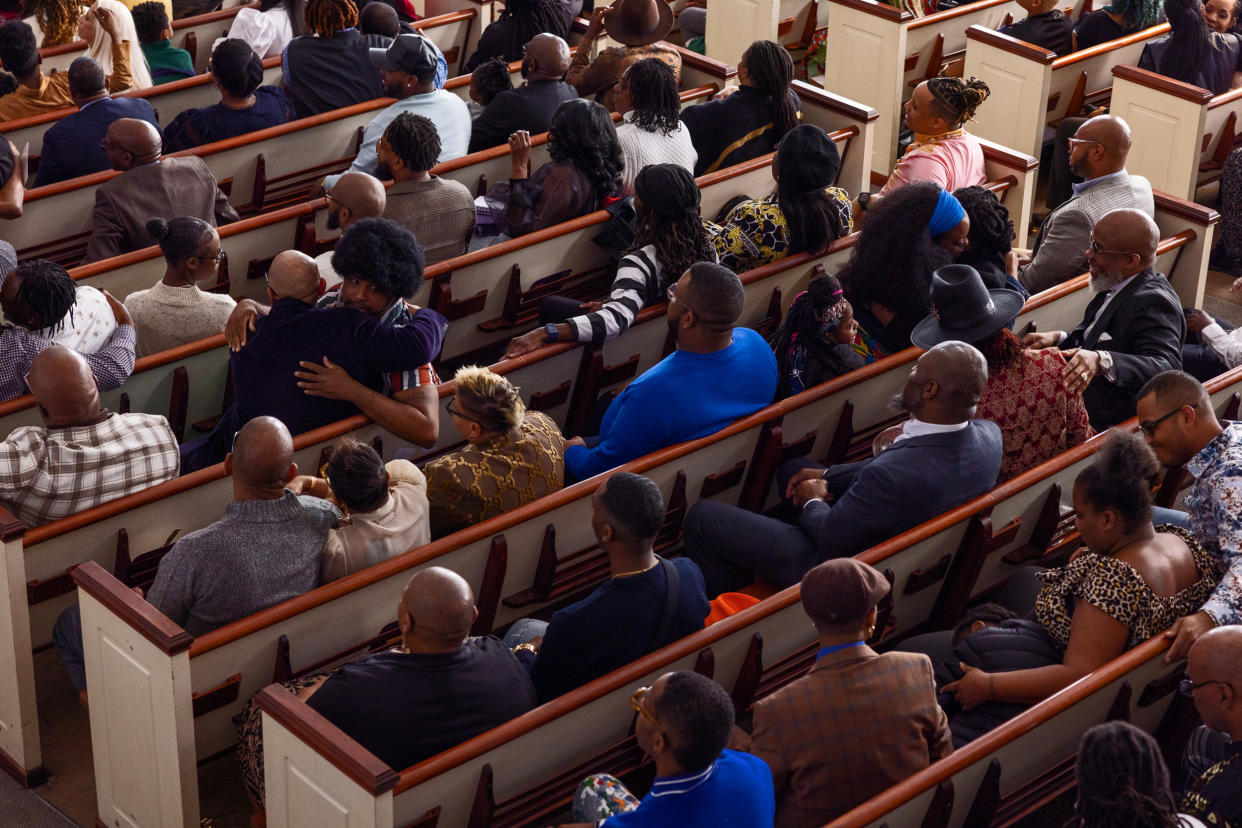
[712,124,853,274]
[953,185,1028,296]
[1139,0,1242,94]
[879,76,990,196]
[837,182,963,357]
[911,263,1093,482]
[498,99,623,237]
[79,0,153,91]
[1073,0,1164,50]
[770,271,865,399]
[939,431,1220,743]
[614,58,697,196]
[289,438,430,581]
[25,0,79,47]
[503,163,718,357]
[214,0,306,59]
[162,39,294,153]
[462,0,570,72]
[682,40,800,176]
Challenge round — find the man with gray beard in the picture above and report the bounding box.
[1022,208,1184,430]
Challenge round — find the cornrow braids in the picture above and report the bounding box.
[741,40,799,139]
[926,76,991,127]
[453,365,526,432]
[1071,722,1182,828]
[12,259,77,334]
[305,0,358,39]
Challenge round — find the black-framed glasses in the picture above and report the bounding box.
[1139,406,1186,436]
[446,395,484,426]
[1179,677,1233,697]
[1088,237,1136,257]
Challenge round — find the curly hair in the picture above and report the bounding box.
[926,76,991,126]
[622,58,681,136]
[1074,430,1161,534]
[1070,722,1182,828]
[384,112,440,172]
[741,40,799,140]
[632,165,713,288]
[453,365,525,432]
[838,181,950,324]
[305,0,358,39]
[0,20,39,79]
[974,326,1025,374]
[28,0,87,48]
[11,259,77,333]
[471,56,513,106]
[547,99,623,202]
[146,216,214,264]
[954,185,1016,259]
[131,1,168,43]
[210,38,264,98]
[1103,0,1164,27]
[330,217,425,299]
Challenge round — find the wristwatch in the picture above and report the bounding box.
[1098,350,1113,377]
[857,192,871,212]
[544,323,560,343]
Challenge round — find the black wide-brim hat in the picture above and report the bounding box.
[604,0,674,46]
[911,263,1025,350]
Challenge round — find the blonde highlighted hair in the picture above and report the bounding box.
[453,366,525,432]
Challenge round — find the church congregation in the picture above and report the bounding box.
[4,0,1242,824]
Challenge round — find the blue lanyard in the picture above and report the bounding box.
[817,641,865,660]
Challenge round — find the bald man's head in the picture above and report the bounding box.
[400,567,477,650]
[327,172,387,232]
[1093,208,1159,271]
[228,416,295,489]
[1071,115,1132,178]
[524,33,570,80]
[1187,626,1242,737]
[266,250,321,304]
[901,340,988,421]
[104,118,162,170]
[28,345,102,427]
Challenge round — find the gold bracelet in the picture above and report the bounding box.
[512,643,538,655]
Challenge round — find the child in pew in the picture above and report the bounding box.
[768,272,866,400]
[466,55,514,118]
[1000,0,1074,56]
[131,1,193,84]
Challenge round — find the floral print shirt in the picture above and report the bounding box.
[1185,421,1242,625]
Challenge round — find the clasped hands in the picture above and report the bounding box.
[785,468,830,508]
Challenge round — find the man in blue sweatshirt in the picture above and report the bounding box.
[564,262,777,481]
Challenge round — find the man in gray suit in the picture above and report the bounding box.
[683,341,1003,597]
[84,118,238,264]
[1017,115,1154,294]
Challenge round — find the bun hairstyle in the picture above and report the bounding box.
[926,76,991,126]
[211,38,265,98]
[146,216,214,264]
[1074,430,1161,534]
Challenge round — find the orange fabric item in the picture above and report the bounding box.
[705,592,761,626]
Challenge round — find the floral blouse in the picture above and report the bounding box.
[709,186,854,274]
[1034,526,1222,651]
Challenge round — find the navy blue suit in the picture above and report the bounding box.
[34,96,160,187]
[684,420,1004,596]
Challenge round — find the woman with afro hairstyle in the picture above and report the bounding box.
[878,75,990,196]
[504,163,717,356]
[498,98,623,237]
[162,38,294,152]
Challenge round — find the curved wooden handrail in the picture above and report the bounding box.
[1051,22,1168,69]
[979,137,1040,172]
[1111,63,1214,104]
[37,38,88,58]
[828,0,912,24]
[1154,190,1220,225]
[72,560,194,655]
[1207,82,1242,110]
[792,79,879,123]
[0,504,26,542]
[673,43,737,79]
[909,0,1016,29]
[965,25,1056,64]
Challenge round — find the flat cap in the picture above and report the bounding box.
[801,558,890,626]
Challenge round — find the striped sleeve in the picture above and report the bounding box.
[569,249,661,344]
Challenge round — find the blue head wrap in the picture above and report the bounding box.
[927,188,966,237]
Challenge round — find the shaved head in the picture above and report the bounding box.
[28,345,102,426]
[1094,209,1159,268]
[1187,626,1242,737]
[105,118,162,169]
[266,250,320,304]
[401,566,477,649]
[1191,626,1242,687]
[1072,115,1132,178]
[525,33,570,79]
[1076,114,1131,156]
[229,416,295,488]
[331,172,387,222]
[925,340,988,409]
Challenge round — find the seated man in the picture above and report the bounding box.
[567,671,774,826]
[566,0,681,112]
[684,341,1002,597]
[182,226,448,471]
[0,12,134,121]
[508,472,709,702]
[377,113,475,265]
[751,559,952,826]
[0,344,178,526]
[999,0,1073,56]
[468,33,577,154]
[319,171,388,287]
[1022,209,1183,429]
[1182,307,1239,382]
[132,1,194,84]
[34,56,159,186]
[53,417,335,697]
[85,118,239,263]
[563,262,777,482]
[0,253,138,400]
[290,437,430,581]
[236,566,537,804]
[423,365,564,537]
[1179,626,1242,827]
[229,218,446,453]
[1017,115,1154,294]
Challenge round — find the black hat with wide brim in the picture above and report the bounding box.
[911,263,1026,350]
[604,0,674,46]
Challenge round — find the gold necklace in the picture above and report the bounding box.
[612,559,659,579]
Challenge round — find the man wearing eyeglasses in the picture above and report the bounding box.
[1014,115,1154,295]
[1021,209,1184,430]
[1178,626,1242,827]
[84,118,239,264]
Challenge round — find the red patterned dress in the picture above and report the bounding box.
[975,348,1095,482]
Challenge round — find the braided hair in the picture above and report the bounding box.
[1070,722,1181,828]
[632,164,714,289]
[547,99,623,202]
[1156,0,1212,87]
[490,0,569,62]
[10,259,77,333]
[623,58,681,136]
[1104,0,1163,28]
[305,0,358,39]
[741,40,799,140]
[926,76,991,127]
[954,186,1015,260]
[770,271,855,397]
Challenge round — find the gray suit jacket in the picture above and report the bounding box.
[85,157,239,264]
[1019,172,1154,294]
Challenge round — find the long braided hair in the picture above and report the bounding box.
[1156,0,1214,87]
[491,0,569,61]
[771,271,855,397]
[631,164,714,289]
[623,58,681,136]
[10,259,77,334]
[305,0,358,39]
[741,40,800,139]
[926,76,991,127]
[1069,722,1182,828]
